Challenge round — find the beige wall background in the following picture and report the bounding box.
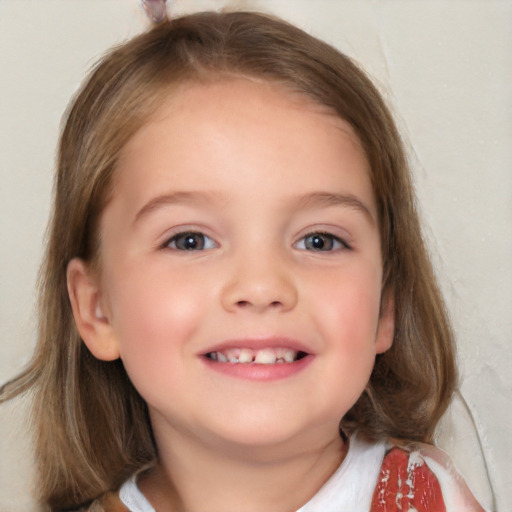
[1,1,510,511]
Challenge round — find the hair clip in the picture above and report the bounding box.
[141,0,168,23]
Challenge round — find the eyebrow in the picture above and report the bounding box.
[133,191,221,225]
[294,192,376,225]
[133,190,375,226]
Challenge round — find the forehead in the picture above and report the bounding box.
[111,77,374,215]
[118,77,366,162]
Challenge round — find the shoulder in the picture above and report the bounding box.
[80,491,129,512]
[370,442,485,512]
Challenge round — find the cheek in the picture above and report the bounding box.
[309,265,382,341]
[306,265,383,407]
[104,263,208,380]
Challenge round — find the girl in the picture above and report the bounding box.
[1,10,485,512]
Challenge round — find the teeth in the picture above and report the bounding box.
[207,347,300,364]
[283,350,295,363]
[238,348,253,363]
[227,352,239,363]
[254,348,276,364]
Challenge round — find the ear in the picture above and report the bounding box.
[375,292,395,354]
[66,258,120,361]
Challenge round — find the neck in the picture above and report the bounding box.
[139,422,347,512]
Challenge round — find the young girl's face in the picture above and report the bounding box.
[73,78,394,455]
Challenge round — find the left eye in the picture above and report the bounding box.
[295,232,349,252]
[165,232,217,251]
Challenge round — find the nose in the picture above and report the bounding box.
[220,250,298,314]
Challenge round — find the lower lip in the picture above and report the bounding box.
[201,355,314,381]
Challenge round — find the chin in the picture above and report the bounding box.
[203,413,342,460]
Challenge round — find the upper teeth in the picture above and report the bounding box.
[207,348,299,364]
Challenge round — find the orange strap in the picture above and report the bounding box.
[88,491,129,512]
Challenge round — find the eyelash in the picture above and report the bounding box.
[162,230,351,252]
[295,231,351,252]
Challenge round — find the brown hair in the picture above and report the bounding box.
[1,11,456,510]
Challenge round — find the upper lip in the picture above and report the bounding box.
[200,337,313,356]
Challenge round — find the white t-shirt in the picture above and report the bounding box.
[119,436,386,512]
[118,434,484,512]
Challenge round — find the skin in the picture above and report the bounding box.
[67,78,394,511]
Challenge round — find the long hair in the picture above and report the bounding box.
[1,11,456,509]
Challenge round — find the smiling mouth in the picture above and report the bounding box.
[205,347,308,365]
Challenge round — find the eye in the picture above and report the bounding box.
[165,231,217,251]
[295,232,350,252]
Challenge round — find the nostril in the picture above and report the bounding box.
[234,300,283,309]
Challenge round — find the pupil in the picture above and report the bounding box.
[305,234,333,251]
[177,233,204,250]
[185,235,198,249]
[312,235,325,249]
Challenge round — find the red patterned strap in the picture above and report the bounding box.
[370,447,447,512]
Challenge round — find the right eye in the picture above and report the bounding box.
[165,231,217,251]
